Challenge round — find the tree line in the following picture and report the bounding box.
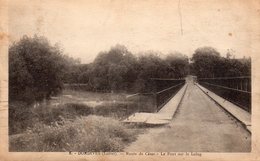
[9,35,250,105]
[63,45,189,92]
[190,47,251,78]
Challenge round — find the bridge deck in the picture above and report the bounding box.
[125,83,251,152]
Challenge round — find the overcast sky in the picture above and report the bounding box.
[9,0,255,63]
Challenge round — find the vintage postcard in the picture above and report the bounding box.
[1,0,260,160]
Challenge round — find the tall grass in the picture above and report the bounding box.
[9,103,92,134]
[10,115,138,152]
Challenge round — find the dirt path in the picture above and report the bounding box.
[125,83,251,152]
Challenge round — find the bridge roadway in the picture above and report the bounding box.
[125,82,251,152]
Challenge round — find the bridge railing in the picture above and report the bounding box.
[127,79,186,112]
[198,76,251,112]
[65,79,186,113]
[152,78,186,111]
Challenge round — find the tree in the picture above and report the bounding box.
[166,52,189,78]
[9,35,67,104]
[90,44,138,91]
[191,47,221,78]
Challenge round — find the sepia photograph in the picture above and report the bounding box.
[1,0,260,160]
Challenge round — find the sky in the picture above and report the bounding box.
[8,0,256,63]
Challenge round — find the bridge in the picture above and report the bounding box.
[124,76,251,152]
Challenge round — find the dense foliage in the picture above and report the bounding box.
[63,45,189,92]
[9,36,72,104]
[190,47,251,78]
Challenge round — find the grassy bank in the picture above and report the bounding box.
[9,101,153,135]
[10,115,140,152]
[9,90,154,151]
